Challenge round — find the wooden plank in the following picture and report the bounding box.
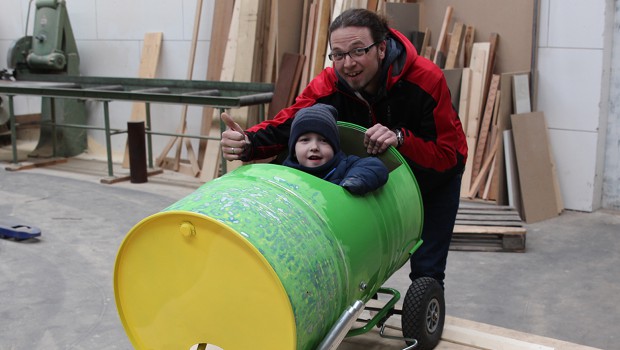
[323,0,346,70]
[261,0,278,84]
[200,1,243,182]
[366,0,379,12]
[198,0,235,168]
[483,92,502,200]
[460,43,489,196]
[511,112,560,223]
[463,25,475,67]
[456,219,523,227]
[494,71,528,207]
[468,132,499,198]
[453,225,526,235]
[310,0,331,79]
[512,73,532,114]
[276,0,304,69]
[235,0,260,82]
[268,52,305,119]
[121,32,163,169]
[443,68,463,112]
[156,0,204,172]
[300,1,318,87]
[444,22,464,69]
[433,5,453,66]
[442,325,551,350]
[483,33,499,98]
[458,67,472,133]
[471,74,500,185]
[503,130,521,210]
[457,209,523,216]
[419,27,430,57]
[5,157,68,171]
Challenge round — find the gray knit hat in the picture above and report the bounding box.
[288,103,340,155]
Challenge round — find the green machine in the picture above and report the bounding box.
[7,0,86,157]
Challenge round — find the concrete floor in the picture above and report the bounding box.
[0,156,618,350]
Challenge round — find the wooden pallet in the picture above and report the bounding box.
[451,201,526,252]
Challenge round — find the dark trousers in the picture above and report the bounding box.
[409,173,462,289]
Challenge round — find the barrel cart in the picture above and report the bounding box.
[113,123,445,349]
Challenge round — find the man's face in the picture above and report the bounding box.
[329,26,385,95]
[294,132,334,168]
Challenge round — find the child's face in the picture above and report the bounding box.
[294,132,334,167]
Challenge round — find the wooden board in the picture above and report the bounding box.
[300,1,318,87]
[198,0,235,169]
[512,73,532,114]
[470,74,500,184]
[458,67,472,133]
[443,68,463,112]
[201,1,242,182]
[268,52,305,119]
[121,32,163,169]
[310,0,331,79]
[460,42,490,196]
[433,6,453,66]
[444,22,464,69]
[463,25,475,67]
[503,129,522,213]
[511,111,560,223]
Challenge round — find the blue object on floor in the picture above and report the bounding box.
[0,223,41,240]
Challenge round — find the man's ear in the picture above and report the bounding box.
[379,41,387,58]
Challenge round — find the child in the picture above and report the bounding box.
[283,103,389,195]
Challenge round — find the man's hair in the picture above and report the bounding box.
[328,8,390,44]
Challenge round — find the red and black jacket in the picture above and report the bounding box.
[244,29,468,194]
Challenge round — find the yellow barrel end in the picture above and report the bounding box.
[114,211,296,350]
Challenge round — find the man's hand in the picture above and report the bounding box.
[364,123,399,155]
[221,112,250,161]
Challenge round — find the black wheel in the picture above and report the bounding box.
[401,277,445,349]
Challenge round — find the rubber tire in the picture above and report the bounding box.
[401,277,445,350]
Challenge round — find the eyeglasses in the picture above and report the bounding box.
[328,41,381,62]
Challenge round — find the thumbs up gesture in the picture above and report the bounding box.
[221,112,251,161]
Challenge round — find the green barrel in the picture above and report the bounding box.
[114,123,423,350]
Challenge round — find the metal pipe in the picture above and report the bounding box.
[50,98,56,158]
[8,95,17,164]
[316,300,365,350]
[103,101,113,177]
[145,102,153,169]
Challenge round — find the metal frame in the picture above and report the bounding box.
[0,75,274,178]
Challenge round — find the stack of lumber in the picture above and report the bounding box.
[415,4,563,250]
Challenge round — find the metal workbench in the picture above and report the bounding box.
[0,74,274,179]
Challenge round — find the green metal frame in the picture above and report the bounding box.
[346,287,402,337]
[0,75,274,178]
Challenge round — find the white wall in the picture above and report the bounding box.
[536,0,612,211]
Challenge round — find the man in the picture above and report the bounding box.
[220,8,467,290]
